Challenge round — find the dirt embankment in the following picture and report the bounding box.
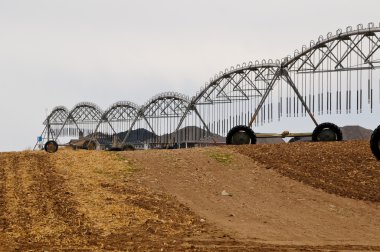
[0,151,215,251]
[126,141,380,249]
[1,150,304,251]
[233,140,380,202]
[1,140,380,251]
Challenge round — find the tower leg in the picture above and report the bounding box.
[248,69,281,127]
[282,70,318,126]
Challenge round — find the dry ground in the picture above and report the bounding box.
[234,140,380,202]
[0,140,379,251]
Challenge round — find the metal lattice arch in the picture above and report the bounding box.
[191,61,282,138]
[140,92,191,118]
[192,22,380,132]
[130,92,199,148]
[35,22,380,149]
[45,106,69,123]
[55,102,103,147]
[93,101,141,149]
[284,23,380,72]
[34,106,69,149]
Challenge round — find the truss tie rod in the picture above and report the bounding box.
[282,70,318,126]
[248,69,281,127]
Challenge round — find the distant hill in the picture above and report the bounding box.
[289,125,373,142]
[117,128,157,143]
[68,129,157,147]
[70,125,373,147]
[159,126,285,144]
[158,126,225,143]
[341,125,372,140]
[69,126,319,147]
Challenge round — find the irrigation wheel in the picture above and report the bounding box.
[312,122,343,142]
[370,125,380,160]
[226,125,256,145]
[44,140,58,153]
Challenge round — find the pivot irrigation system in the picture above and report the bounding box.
[36,22,380,158]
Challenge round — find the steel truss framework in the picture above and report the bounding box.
[53,102,103,140]
[36,22,380,149]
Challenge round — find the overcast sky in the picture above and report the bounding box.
[1,0,380,151]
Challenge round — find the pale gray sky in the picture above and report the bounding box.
[0,0,379,151]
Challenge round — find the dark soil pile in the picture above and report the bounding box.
[233,140,380,202]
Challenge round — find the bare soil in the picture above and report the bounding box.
[0,150,290,251]
[125,141,380,249]
[0,140,379,251]
[233,140,380,202]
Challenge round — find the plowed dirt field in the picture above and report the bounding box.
[0,140,379,251]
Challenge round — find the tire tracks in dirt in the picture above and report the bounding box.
[29,153,100,249]
[0,155,6,230]
[0,154,16,251]
[0,152,100,250]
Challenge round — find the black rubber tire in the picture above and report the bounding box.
[226,125,256,145]
[370,125,380,160]
[44,140,58,153]
[312,122,343,142]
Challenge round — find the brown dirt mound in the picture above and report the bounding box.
[233,140,380,202]
[2,149,331,251]
[126,146,380,248]
[0,150,213,250]
[1,141,380,250]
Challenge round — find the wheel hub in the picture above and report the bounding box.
[317,129,337,141]
[45,141,58,153]
[46,143,56,152]
[231,131,251,145]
